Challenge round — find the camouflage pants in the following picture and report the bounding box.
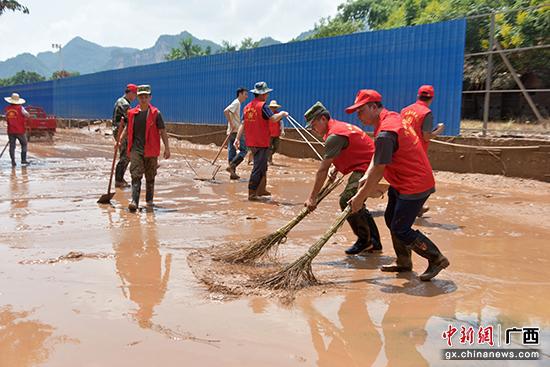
[339,171,364,210]
[129,150,158,181]
[339,170,382,246]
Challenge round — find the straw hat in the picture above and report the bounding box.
[268,100,281,109]
[4,93,26,105]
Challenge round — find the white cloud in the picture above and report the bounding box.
[0,0,340,60]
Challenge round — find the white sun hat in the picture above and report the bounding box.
[4,93,26,105]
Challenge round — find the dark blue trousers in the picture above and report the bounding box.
[384,186,429,244]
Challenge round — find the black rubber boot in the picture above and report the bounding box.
[145,180,154,206]
[381,233,413,272]
[345,209,377,255]
[410,231,450,281]
[128,178,141,212]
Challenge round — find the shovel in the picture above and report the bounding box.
[98,123,124,204]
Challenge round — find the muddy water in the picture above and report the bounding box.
[1,128,549,366]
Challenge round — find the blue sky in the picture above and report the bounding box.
[0,0,340,61]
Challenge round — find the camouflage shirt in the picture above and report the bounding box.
[112,96,131,130]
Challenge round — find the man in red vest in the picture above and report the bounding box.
[347,89,449,281]
[303,101,382,255]
[3,93,30,167]
[235,82,287,201]
[401,85,444,217]
[401,85,444,154]
[121,85,171,212]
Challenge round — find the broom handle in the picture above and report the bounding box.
[285,117,323,160]
[211,134,231,165]
[304,206,351,260]
[107,120,124,195]
[287,115,325,146]
[278,175,345,234]
[0,141,8,159]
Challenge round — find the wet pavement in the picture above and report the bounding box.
[1,128,549,366]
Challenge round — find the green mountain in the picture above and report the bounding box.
[0,32,282,79]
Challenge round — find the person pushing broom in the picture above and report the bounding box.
[303,102,382,256]
[346,89,449,281]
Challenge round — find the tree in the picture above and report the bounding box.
[165,37,209,60]
[219,40,237,53]
[0,70,45,86]
[0,0,29,15]
[239,37,260,50]
[51,70,80,80]
[309,0,550,89]
[309,16,363,40]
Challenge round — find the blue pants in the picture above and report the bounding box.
[248,147,268,190]
[8,134,28,164]
[384,186,429,244]
[227,132,247,163]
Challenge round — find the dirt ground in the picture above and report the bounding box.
[1,127,549,367]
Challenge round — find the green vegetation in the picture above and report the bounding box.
[308,0,549,89]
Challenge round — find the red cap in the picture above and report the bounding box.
[345,89,382,114]
[126,84,138,93]
[418,85,434,98]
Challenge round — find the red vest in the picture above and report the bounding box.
[375,109,435,195]
[4,105,27,135]
[323,119,374,175]
[269,119,281,137]
[243,98,270,148]
[401,101,431,153]
[127,104,161,157]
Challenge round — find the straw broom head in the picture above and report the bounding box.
[255,206,351,291]
[213,176,344,264]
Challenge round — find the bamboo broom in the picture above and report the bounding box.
[256,206,351,291]
[213,175,345,264]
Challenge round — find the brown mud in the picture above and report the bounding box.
[1,126,549,366]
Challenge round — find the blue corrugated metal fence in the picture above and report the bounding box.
[1,19,466,135]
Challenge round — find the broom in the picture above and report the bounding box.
[214,175,345,264]
[256,206,351,291]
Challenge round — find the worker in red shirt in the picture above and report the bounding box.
[303,101,382,255]
[3,93,30,167]
[235,82,287,201]
[347,89,449,281]
[267,100,285,165]
[401,85,444,217]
